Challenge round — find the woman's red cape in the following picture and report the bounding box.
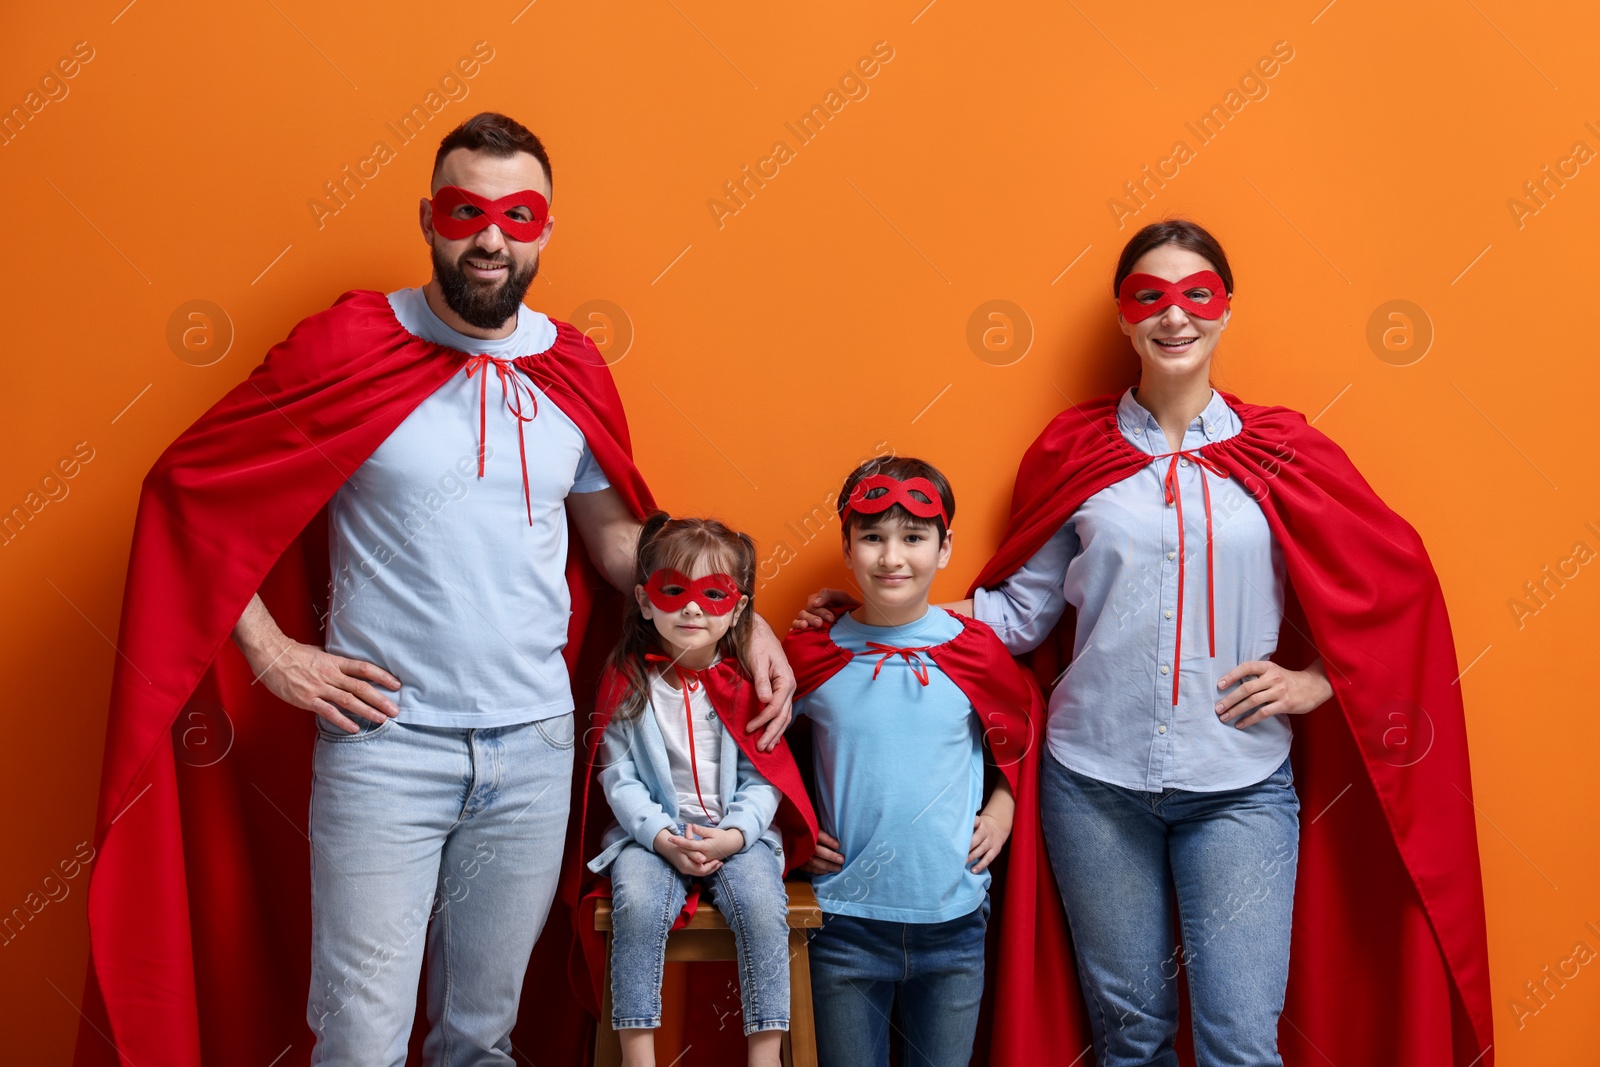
[963,390,1494,1066]
[782,614,1066,1067]
[74,290,653,1067]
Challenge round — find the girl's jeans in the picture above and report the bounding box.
[608,834,791,1036]
[1040,751,1300,1067]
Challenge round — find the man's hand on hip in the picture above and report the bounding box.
[233,593,401,733]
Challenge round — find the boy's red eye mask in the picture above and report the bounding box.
[429,185,550,242]
[1117,270,1230,323]
[644,569,741,616]
[844,474,948,525]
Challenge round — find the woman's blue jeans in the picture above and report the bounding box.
[1040,752,1300,1067]
[608,835,792,1036]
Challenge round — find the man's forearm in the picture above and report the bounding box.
[597,519,643,593]
[233,593,288,663]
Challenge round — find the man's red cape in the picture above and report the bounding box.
[571,659,820,1021]
[781,614,1068,1067]
[965,390,1494,1067]
[74,289,654,1067]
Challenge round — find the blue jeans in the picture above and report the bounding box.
[1040,752,1300,1067]
[305,712,575,1066]
[608,835,791,1035]
[806,898,989,1067]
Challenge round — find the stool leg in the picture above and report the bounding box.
[786,928,818,1067]
[597,934,622,1067]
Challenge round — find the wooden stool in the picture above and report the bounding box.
[593,879,823,1067]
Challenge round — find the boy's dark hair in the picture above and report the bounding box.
[432,112,551,188]
[836,456,956,542]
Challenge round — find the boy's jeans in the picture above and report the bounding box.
[806,897,990,1067]
[305,713,575,1066]
[608,835,792,1035]
[1039,751,1300,1067]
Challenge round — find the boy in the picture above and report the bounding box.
[782,456,1041,1067]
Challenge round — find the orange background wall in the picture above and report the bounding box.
[2,1,1596,1063]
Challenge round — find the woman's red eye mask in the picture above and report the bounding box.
[644,569,741,616]
[1117,270,1230,323]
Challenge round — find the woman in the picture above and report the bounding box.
[799,220,1493,1067]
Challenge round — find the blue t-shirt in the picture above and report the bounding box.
[794,606,989,922]
[322,288,610,728]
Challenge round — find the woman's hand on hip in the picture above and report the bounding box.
[1215,658,1332,729]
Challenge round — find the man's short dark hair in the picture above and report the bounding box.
[837,456,956,542]
[432,112,551,188]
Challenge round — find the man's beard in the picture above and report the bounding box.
[433,245,539,330]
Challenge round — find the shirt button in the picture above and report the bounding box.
[1166,500,1175,508]
[1158,724,1168,734]
[1164,610,1173,619]
[1159,664,1170,675]
[1180,458,1190,467]
[1133,427,1143,435]
[1167,551,1176,560]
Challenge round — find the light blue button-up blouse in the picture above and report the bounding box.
[974,388,1290,792]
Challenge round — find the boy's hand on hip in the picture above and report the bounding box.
[968,812,1012,874]
[800,830,845,876]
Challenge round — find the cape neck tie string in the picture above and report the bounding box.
[646,653,715,820]
[1156,448,1231,706]
[462,354,539,526]
[859,642,933,686]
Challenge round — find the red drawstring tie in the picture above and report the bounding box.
[859,642,933,686]
[1158,449,1230,706]
[462,354,539,526]
[646,653,715,820]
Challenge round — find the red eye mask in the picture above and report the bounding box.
[644,569,741,616]
[844,475,949,525]
[429,185,550,242]
[1117,270,1230,323]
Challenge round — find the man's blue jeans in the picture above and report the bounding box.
[1040,752,1300,1067]
[806,897,989,1067]
[305,712,575,1066]
[607,835,792,1035]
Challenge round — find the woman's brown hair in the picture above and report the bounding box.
[1112,218,1234,297]
[605,512,758,722]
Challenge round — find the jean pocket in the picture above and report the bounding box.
[533,714,577,750]
[314,713,396,743]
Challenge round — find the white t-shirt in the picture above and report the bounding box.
[321,287,610,728]
[648,667,725,823]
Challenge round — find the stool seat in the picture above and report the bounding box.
[592,878,822,1066]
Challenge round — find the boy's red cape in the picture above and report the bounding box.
[570,659,820,1018]
[781,614,1063,1067]
[74,290,654,1067]
[964,390,1494,1067]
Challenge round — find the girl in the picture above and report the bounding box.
[586,514,815,1067]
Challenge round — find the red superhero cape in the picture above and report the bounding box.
[75,289,654,1067]
[570,659,820,1049]
[781,613,1077,1067]
[967,390,1494,1067]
